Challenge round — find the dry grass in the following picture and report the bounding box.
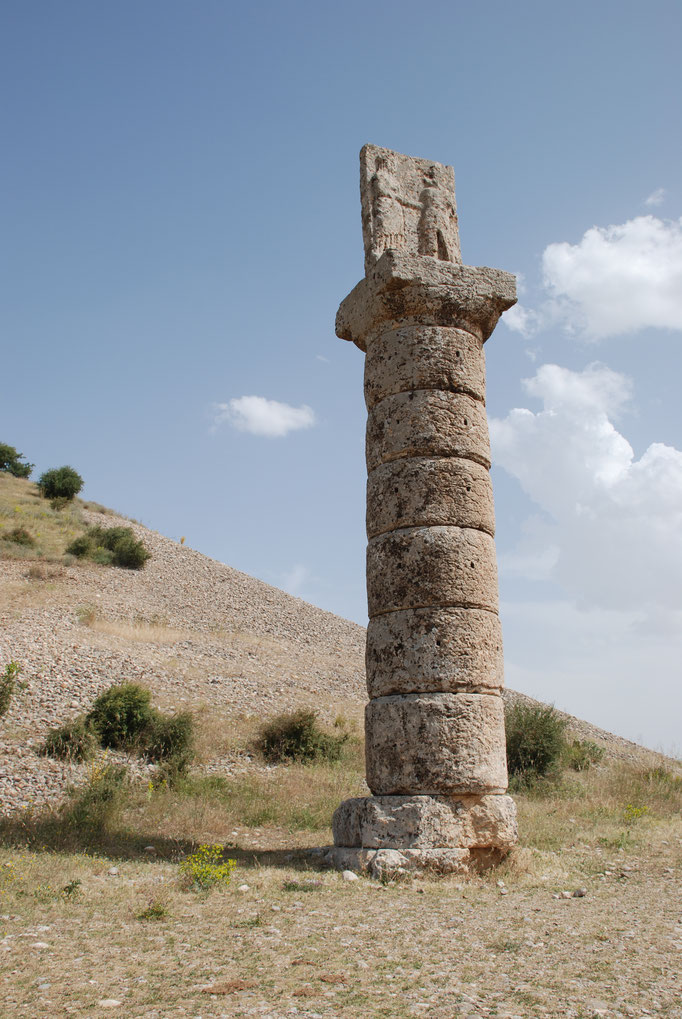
[135,749,368,847]
[76,609,192,647]
[0,751,680,1016]
[0,474,88,562]
[0,787,680,1018]
[512,754,682,855]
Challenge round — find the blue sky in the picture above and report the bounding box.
[2,1,681,752]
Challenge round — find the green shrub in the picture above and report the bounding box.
[67,536,93,558]
[563,738,605,772]
[39,716,97,762]
[505,701,567,781]
[37,466,83,501]
[256,708,349,764]
[61,763,128,834]
[143,710,195,765]
[66,525,150,570]
[87,683,154,749]
[0,662,24,718]
[6,526,35,547]
[108,533,151,569]
[0,443,33,478]
[92,547,115,565]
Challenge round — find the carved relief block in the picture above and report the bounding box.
[360,144,461,273]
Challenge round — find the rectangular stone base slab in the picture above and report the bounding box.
[326,846,507,878]
[333,793,517,850]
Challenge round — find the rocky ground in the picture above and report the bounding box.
[0,824,680,1019]
[0,509,654,815]
[0,509,366,812]
[1,509,681,1018]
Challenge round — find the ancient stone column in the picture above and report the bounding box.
[331,145,518,875]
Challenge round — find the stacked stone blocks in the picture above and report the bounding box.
[332,146,517,874]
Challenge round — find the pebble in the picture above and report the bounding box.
[237,884,250,892]
[342,870,359,882]
[107,867,119,876]
[98,1001,122,1008]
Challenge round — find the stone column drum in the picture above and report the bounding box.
[331,145,518,875]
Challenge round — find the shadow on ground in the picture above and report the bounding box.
[0,811,330,870]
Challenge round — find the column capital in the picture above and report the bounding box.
[336,251,517,350]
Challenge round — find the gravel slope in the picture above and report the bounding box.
[0,510,662,813]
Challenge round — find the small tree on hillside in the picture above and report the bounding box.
[37,465,84,501]
[0,443,34,479]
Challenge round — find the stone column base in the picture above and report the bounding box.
[333,793,517,851]
[326,845,507,878]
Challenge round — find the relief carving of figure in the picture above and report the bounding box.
[418,166,458,261]
[370,156,406,256]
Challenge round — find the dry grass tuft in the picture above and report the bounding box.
[78,611,192,646]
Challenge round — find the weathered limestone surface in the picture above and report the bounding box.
[336,252,516,348]
[366,457,495,538]
[366,526,499,617]
[333,793,517,849]
[366,606,503,698]
[332,145,516,874]
[365,692,508,795]
[328,846,476,877]
[364,325,486,409]
[366,390,491,472]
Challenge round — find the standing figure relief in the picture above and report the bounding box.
[360,145,462,270]
[418,166,460,262]
[370,156,407,256]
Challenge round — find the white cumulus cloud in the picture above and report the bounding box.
[211,396,316,438]
[503,215,682,340]
[490,362,682,614]
[644,187,666,207]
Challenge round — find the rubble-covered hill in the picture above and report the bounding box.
[0,502,656,813]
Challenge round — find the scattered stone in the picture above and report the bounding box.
[342,870,359,882]
[98,1000,122,1008]
[573,888,587,897]
[143,845,157,856]
[237,884,250,892]
[201,980,257,994]
[30,942,49,949]
[107,867,119,876]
